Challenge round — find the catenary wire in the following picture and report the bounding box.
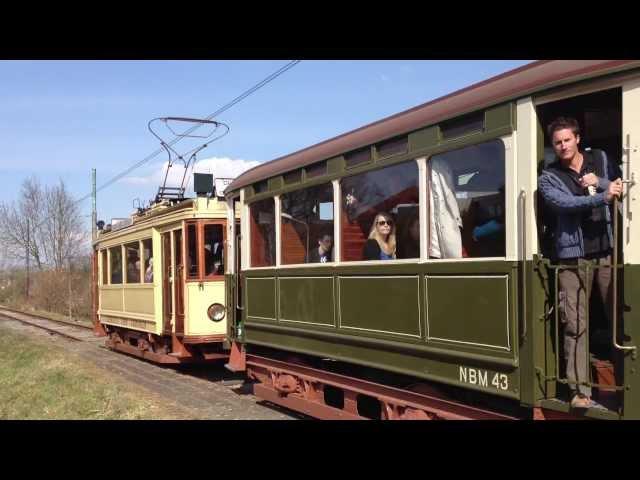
[76,60,301,203]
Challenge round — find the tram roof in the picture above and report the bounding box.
[226,60,640,194]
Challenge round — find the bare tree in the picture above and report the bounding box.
[42,180,86,270]
[0,176,87,270]
[0,176,46,269]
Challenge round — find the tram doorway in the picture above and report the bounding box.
[161,229,186,335]
[535,87,624,408]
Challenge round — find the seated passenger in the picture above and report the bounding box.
[145,258,153,282]
[309,234,333,263]
[204,241,224,275]
[363,212,396,260]
[397,216,420,259]
[127,259,140,283]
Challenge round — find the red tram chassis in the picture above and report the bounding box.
[243,352,516,420]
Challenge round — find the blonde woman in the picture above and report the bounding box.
[362,212,396,260]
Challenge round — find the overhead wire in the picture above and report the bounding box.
[74,60,301,204]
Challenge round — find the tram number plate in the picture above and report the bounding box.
[459,366,508,391]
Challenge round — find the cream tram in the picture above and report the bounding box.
[93,176,233,363]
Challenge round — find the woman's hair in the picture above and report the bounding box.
[368,212,396,255]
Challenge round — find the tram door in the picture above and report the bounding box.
[162,232,173,333]
[173,229,185,335]
[535,86,626,408]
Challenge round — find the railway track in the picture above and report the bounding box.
[0,306,96,342]
[0,305,300,419]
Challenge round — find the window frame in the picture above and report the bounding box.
[279,181,336,267]
[184,219,227,282]
[124,241,142,284]
[248,197,276,269]
[108,245,124,285]
[242,135,514,270]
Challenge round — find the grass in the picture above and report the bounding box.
[0,325,189,419]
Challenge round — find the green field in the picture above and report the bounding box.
[0,325,187,419]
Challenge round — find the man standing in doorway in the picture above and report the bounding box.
[538,117,623,409]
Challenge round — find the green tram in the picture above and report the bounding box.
[223,60,640,420]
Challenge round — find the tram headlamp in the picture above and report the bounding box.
[207,303,226,322]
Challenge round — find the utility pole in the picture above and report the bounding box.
[68,257,73,322]
[91,168,97,242]
[25,218,29,300]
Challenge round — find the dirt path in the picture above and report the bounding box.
[0,315,303,420]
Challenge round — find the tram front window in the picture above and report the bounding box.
[204,224,224,276]
[186,223,199,279]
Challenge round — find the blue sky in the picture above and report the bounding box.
[0,60,531,225]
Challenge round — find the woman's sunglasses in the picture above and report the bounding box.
[377,220,393,226]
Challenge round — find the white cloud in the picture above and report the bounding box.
[120,156,261,193]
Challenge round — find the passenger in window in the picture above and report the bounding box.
[538,116,623,410]
[127,258,140,283]
[204,240,224,275]
[471,187,506,246]
[397,216,420,259]
[145,257,154,283]
[363,212,396,260]
[309,234,333,263]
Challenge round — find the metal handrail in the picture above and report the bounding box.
[519,189,527,342]
[612,195,635,354]
[235,234,244,311]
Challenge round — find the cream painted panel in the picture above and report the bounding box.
[516,97,539,260]
[101,288,123,311]
[123,287,155,316]
[623,79,640,264]
[185,281,227,335]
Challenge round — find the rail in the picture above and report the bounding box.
[0,306,94,342]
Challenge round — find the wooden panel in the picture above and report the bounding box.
[246,277,276,321]
[338,276,421,338]
[101,288,123,311]
[279,277,334,326]
[123,287,155,315]
[426,275,510,351]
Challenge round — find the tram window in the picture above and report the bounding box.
[428,139,505,259]
[345,147,372,168]
[109,246,123,284]
[250,198,276,267]
[376,136,407,158]
[340,160,419,261]
[142,239,153,283]
[186,223,199,279]
[125,242,141,283]
[204,224,225,276]
[281,183,334,265]
[101,250,108,285]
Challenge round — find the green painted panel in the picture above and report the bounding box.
[327,156,343,175]
[409,126,439,151]
[623,264,640,419]
[246,277,276,321]
[426,275,510,351]
[279,277,335,326]
[339,276,421,338]
[245,324,519,400]
[485,103,514,132]
[268,177,283,191]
